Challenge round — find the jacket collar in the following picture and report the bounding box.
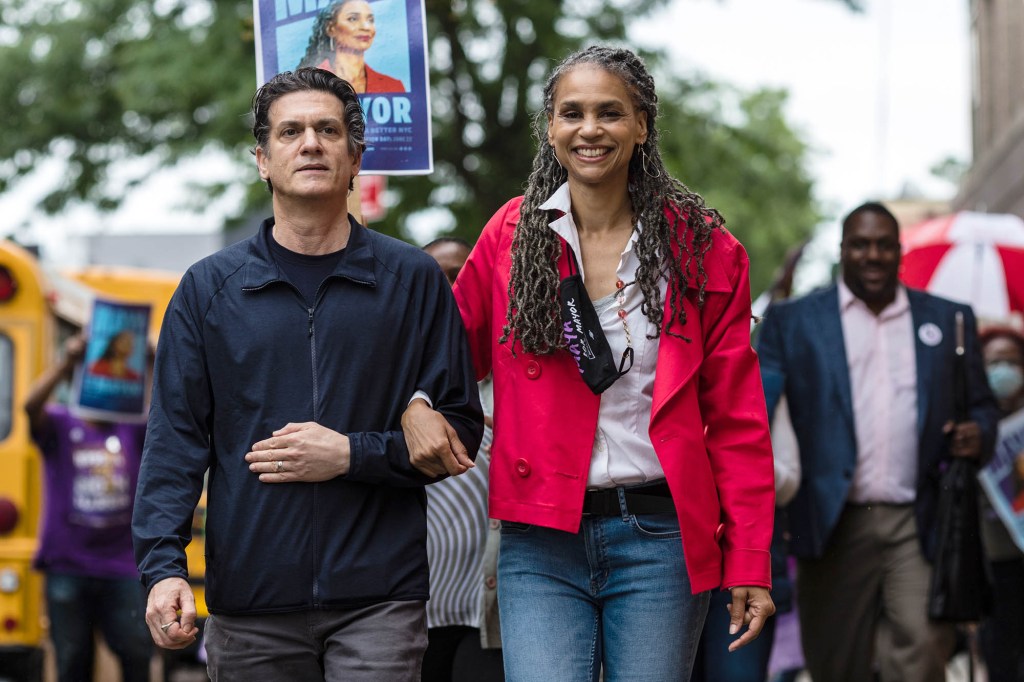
[242,216,377,291]
[537,183,730,294]
[540,183,641,275]
[837,279,910,319]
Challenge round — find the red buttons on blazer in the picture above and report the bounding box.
[714,523,725,543]
[484,576,497,589]
[514,458,531,477]
[524,360,541,379]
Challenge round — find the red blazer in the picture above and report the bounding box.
[315,60,406,93]
[453,197,775,593]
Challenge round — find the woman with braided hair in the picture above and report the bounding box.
[403,45,775,680]
[297,0,405,93]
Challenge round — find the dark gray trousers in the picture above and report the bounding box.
[797,504,954,682]
[204,600,427,681]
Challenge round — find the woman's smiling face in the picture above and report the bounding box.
[546,64,647,190]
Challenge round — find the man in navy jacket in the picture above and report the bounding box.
[132,68,482,680]
[756,202,999,682]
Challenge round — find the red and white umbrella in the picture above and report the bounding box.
[900,211,1024,321]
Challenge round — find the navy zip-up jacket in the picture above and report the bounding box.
[132,217,483,614]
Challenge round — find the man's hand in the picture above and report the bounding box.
[401,398,473,478]
[146,577,199,650]
[727,586,776,652]
[943,420,982,458]
[246,422,350,482]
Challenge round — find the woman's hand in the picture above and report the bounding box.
[727,586,776,652]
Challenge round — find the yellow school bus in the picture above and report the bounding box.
[0,240,54,678]
[0,239,206,679]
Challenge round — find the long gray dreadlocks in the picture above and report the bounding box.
[500,46,725,355]
[296,1,349,70]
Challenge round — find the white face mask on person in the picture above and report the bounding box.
[986,361,1024,401]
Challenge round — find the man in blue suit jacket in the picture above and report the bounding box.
[756,202,999,682]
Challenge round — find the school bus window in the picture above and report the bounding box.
[0,333,12,441]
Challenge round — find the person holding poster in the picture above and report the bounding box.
[402,46,775,680]
[132,67,481,681]
[978,325,1024,682]
[25,333,153,682]
[297,0,406,93]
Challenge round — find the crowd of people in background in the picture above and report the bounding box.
[978,326,1024,681]
[23,43,1024,682]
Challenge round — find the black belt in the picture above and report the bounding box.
[582,481,675,516]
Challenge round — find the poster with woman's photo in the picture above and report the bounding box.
[71,298,151,423]
[254,0,432,174]
[979,408,1024,552]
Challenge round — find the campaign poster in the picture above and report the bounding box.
[979,409,1024,553]
[254,0,433,174]
[71,298,151,423]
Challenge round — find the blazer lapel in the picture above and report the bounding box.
[651,296,703,417]
[651,235,731,419]
[818,286,856,434]
[908,290,937,437]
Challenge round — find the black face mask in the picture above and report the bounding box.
[558,247,634,395]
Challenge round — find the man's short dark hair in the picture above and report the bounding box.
[423,236,472,252]
[251,67,366,193]
[841,201,899,239]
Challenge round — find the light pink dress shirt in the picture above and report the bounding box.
[839,281,919,504]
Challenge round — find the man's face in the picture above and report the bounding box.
[255,90,361,201]
[840,210,901,314]
[425,242,470,286]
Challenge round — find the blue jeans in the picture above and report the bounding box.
[45,572,152,682]
[498,501,709,681]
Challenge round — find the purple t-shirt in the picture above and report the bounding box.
[31,405,146,578]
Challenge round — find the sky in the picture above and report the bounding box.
[2,0,972,265]
[633,0,972,217]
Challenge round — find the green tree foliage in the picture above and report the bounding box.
[0,0,820,293]
[656,80,820,292]
[0,0,257,214]
[930,155,968,186]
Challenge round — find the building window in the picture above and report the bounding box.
[0,334,11,440]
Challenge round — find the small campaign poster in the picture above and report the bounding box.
[254,0,433,174]
[71,298,151,423]
[979,408,1024,553]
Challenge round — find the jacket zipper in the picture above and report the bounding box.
[308,303,322,608]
